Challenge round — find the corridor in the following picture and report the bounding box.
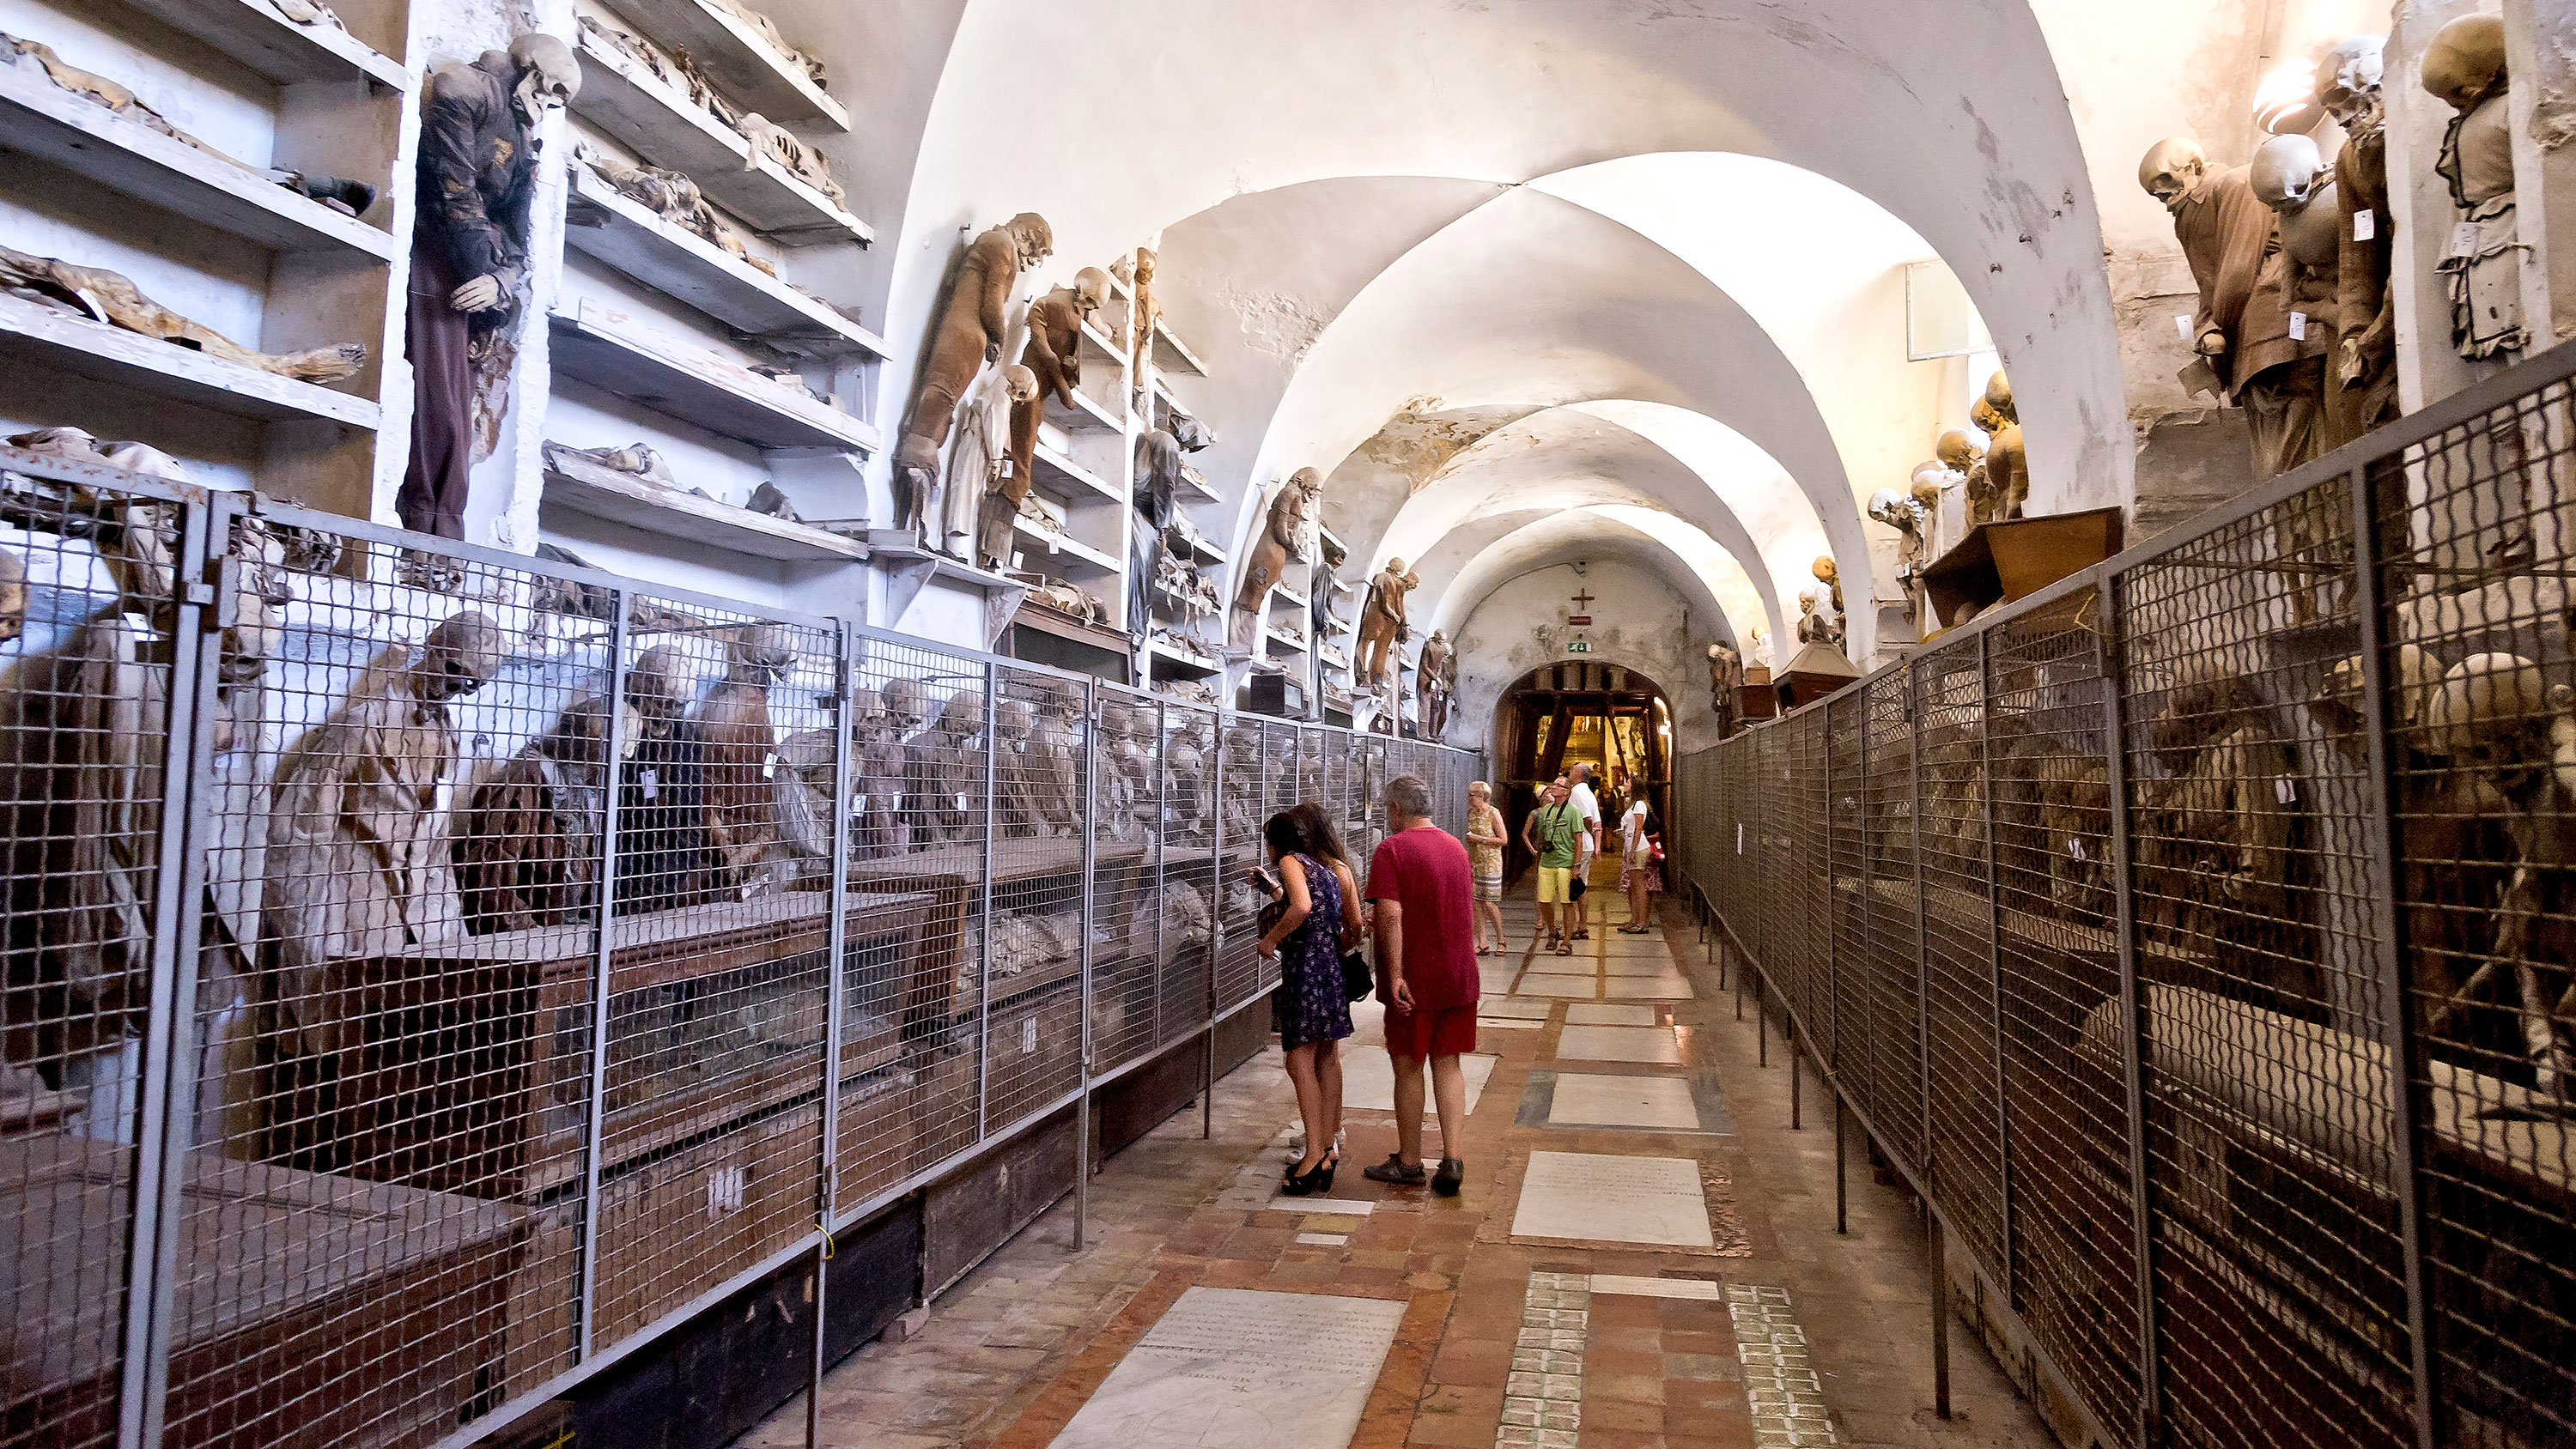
[752,876,2057,1449]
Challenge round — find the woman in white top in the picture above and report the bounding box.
[1615,797,1662,933]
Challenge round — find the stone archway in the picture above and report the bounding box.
[1490,660,1674,882]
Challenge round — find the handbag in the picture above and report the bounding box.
[1341,948,1373,1003]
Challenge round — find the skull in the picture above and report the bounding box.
[883,676,931,733]
[544,694,632,767]
[2314,35,2386,127]
[419,611,507,701]
[2421,15,2506,112]
[995,696,1035,743]
[1812,555,1838,585]
[508,33,580,121]
[2310,646,2439,765]
[1072,267,1110,314]
[2137,137,2209,214]
[1004,213,1054,270]
[2427,653,2554,785]
[2146,659,2262,770]
[626,643,692,724]
[2251,134,2324,212]
[0,550,21,643]
[1004,363,1038,405]
[1868,487,1919,532]
[1974,370,2016,432]
[727,622,798,682]
[934,687,984,737]
[849,685,888,731]
[1935,428,1987,471]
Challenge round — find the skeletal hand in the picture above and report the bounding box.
[2195,328,2227,357]
[450,275,503,312]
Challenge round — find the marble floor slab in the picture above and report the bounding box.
[1341,1048,1498,1113]
[1514,973,1599,998]
[1566,1003,1655,1026]
[1511,1150,1715,1248]
[1046,1286,1406,1449]
[1479,962,1519,993]
[1479,1016,1545,1030]
[1480,997,1555,1020]
[1589,1273,1726,1300]
[1607,973,1697,999]
[1603,955,1680,977]
[1554,1023,1682,1064]
[1296,1233,1347,1246]
[1547,1072,1702,1131]
[1268,1196,1376,1215]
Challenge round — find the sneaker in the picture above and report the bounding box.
[1432,1158,1465,1197]
[1364,1153,1428,1186]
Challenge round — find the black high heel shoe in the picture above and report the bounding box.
[1280,1154,1333,1197]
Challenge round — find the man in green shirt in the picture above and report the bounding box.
[1522,781,1583,955]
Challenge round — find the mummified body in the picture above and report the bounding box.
[455,694,630,932]
[693,625,799,897]
[903,688,984,849]
[617,643,717,912]
[0,245,366,383]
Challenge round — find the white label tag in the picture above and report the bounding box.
[853,793,868,815]
[1021,1017,1037,1054]
[1000,459,1014,477]
[2068,837,2087,863]
[1736,823,1745,854]
[639,767,659,801]
[434,775,454,817]
[954,791,969,811]
[2175,313,2194,341]
[2288,311,2308,342]
[2449,221,2482,258]
[762,751,777,779]
[2276,776,2296,805]
[2353,208,2375,241]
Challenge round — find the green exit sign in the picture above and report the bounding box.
[1565,637,1592,654]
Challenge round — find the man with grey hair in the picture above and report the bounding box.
[1362,773,1479,1195]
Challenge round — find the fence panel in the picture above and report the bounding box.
[986,662,1087,1137]
[1915,639,2007,1288]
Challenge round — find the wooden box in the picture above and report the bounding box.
[835,1065,916,1209]
[1921,505,2123,637]
[922,1108,1077,1295]
[319,891,930,1198]
[2,1135,523,1449]
[586,1103,819,1352]
[986,979,1083,1135]
[847,838,1144,1028]
[907,1042,980,1178]
[1735,665,1777,721]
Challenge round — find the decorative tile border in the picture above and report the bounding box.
[1496,1270,1589,1447]
[1726,1283,1837,1446]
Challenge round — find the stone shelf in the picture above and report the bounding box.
[119,0,410,88]
[1105,270,1205,376]
[1077,319,1126,368]
[1011,516,1118,580]
[1031,442,1120,506]
[563,166,883,354]
[0,61,398,258]
[538,458,866,562]
[1267,584,1309,614]
[596,0,848,130]
[1184,532,1224,567]
[1265,626,1307,655]
[1146,640,1220,677]
[1180,464,1219,502]
[547,300,878,452]
[571,29,869,246]
[0,294,379,427]
[1054,384,1127,436]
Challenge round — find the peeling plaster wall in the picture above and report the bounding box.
[1452,561,1722,765]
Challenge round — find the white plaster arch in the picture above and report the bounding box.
[1449,558,1722,760]
[884,0,2127,522]
[1411,509,1749,652]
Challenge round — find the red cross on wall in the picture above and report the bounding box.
[1569,585,1595,625]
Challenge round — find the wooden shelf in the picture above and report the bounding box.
[1076,319,1127,369]
[548,300,878,452]
[1011,516,1119,579]
[0,60,397,258]
[1180,465,1219,502]
[540,459,868,562]
[1054,385,1127,436]
[1010,599,1133,658]
[1031,442,1119,506]
[117,0,410,88]
[1267,584,1309,614]
[1185,532,1224,566]
[564,166,883,355]
[1149,317,1205,377]
[571,28,869,246]
[1265,627,1308,655]
[596,0,848,130]
[1146,640,1220,677]
[0,293,379,427]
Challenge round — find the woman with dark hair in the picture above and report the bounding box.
[1253,809,1352,1194]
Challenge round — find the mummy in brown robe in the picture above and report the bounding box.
[693,624,800,898]
[258,612,507,1064]
[894,215,1050,536]
[903,687,984,849]
[455,694,633,932]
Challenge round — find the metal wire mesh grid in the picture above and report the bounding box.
[1089,686,1159,1076]
[1913,639,2007,1289]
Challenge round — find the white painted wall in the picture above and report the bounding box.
[1450,560,1722,764]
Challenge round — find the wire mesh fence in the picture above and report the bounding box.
[1677,346,2576,1449]
[0,445,1484,1449]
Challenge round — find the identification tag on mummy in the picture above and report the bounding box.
[2287,312,2308,342]
[2276,776,2296,804]
[762,752,777,779]
[434,775,455,816]
[639,767,659,801]
[1000,460,1014,477]
[2449,221,2482,258]
[2068,837,2086,862]
[1736,823,1745,854]
[2353,208,2375,241]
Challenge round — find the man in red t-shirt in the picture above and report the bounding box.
[1361,773,1479,1196]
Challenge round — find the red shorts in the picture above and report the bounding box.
[1382,1001,1478,1060]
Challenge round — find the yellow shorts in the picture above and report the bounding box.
[1536,865,1572,904]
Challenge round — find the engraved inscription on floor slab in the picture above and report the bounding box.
[1512,1151,1714,1247]
[1589,1273,1725,1300]
[1480,1017,1546,1030]
[1606,973,1695,999]
[1547,1073,1700,1130]
[1483,998,1555,1020]
[1514,973,1599,999]
[1565,1003,1654,1026]
[1554,1024,1682,1064]
[1343,1049,1498,1114]
[1048,1287,1406,1449]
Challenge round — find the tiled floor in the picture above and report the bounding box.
[749,869,2057,1449]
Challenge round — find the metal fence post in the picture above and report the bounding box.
[576,589,636,1361]
[1909,664,1933,1196]
[2099,571,2165,1447]
[976,664,998,1142]
[120,487,227,1449]
[807,621,860,1449]
[1074,679,1097,1252]
[2349,460,2444,1449]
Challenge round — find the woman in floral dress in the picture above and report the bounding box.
[1255,810,1350,1194]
